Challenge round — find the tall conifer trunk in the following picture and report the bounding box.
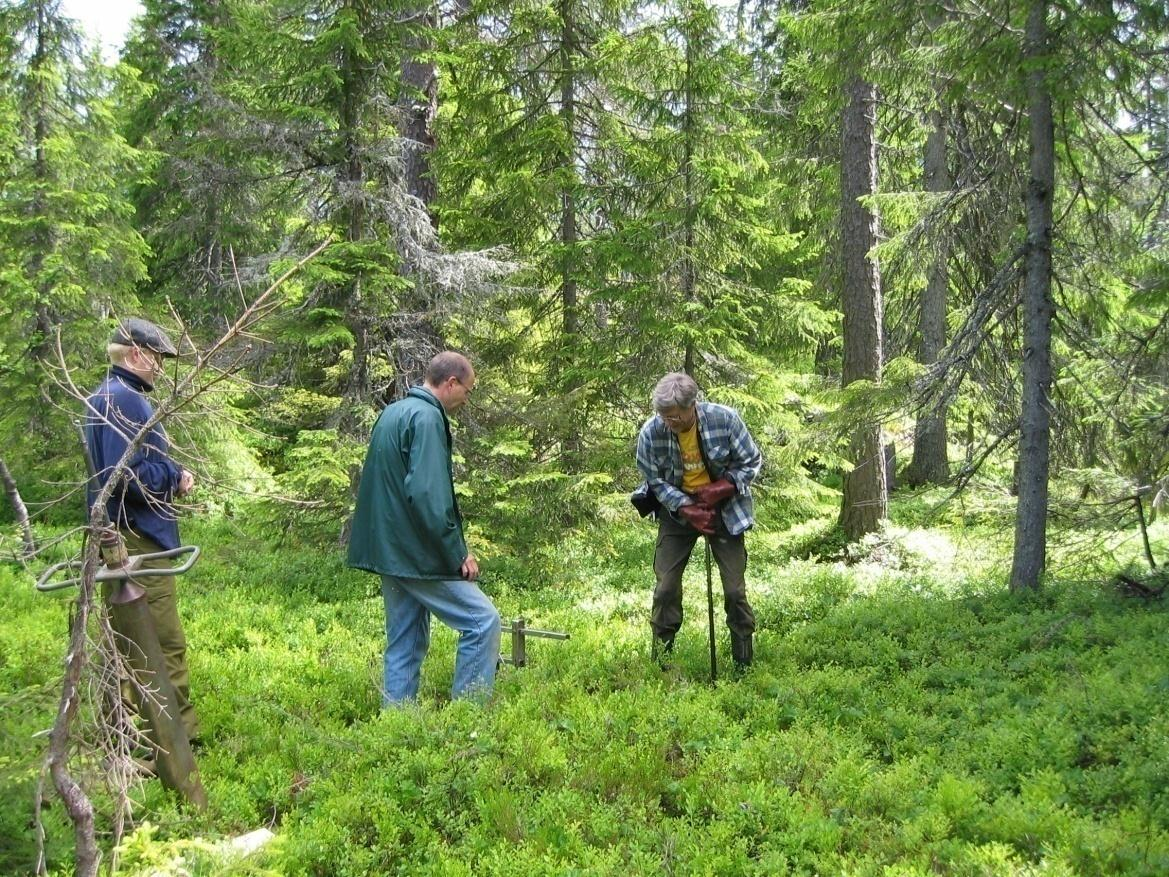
[558,0,579,343]
[29,0,55,379]
[330,21,372,430]
[839,75,887,539]
[393,0,445,395]
[1010,0,1055,591]
[0,457,35,558]
[197,0,226,303]
[908,106,951,485]
[681,5,697,376]
[398,3,438,226]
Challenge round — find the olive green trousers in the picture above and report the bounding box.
[102,530,200,741]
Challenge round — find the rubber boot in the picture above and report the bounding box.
[731,633,753,673]
[652,634,675,669]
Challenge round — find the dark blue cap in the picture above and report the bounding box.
[111,318,178,357]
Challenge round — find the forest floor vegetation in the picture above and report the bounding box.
[2,486,1168,875]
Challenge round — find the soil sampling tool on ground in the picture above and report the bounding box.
[499,617,570,667]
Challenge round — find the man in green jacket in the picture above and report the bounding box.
[348,351,501,703]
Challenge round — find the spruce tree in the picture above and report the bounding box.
[0,0,149,497]
[121,0,277,326]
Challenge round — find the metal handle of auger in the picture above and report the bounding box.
[37,418,203,592]
[705,537,717,683]
[499,616,570,667]
[43,423,208,808]
[35,545,202,592]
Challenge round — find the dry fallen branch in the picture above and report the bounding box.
[34,241,328,877]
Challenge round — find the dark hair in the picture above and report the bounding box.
[425,351,473,385]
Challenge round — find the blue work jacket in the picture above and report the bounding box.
[85,366,183,550]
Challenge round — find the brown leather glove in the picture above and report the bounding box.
[691,478,736,507]
[679,503,717,535]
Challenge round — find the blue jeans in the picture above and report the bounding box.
[380,575,501,705]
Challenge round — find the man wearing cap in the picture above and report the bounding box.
[86,317,199,742]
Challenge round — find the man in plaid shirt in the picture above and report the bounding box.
[635,372,762,670]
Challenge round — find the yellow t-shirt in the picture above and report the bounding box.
[678,422,712,493]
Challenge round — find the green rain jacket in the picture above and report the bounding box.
[347,387,468,580]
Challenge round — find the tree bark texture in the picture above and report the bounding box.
[1010,0,1055,591]
[392,2,445,398]
[331,34,373,430]
[558,0,579,342]
[29,0,57,375]
[907,106,951,486]
[398,3,439,226]
[681,14,697,376]
[0,457,36,558]
[196,6,226,305]
[839,76,888,539]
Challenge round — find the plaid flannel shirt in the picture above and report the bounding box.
[635,402,762,535]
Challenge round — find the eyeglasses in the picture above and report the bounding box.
[660,409,693,424]
[455,376,476,394]
[137,347,164,372]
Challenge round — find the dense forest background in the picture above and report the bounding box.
[3,0,1169,874]
[0,0,1164,580]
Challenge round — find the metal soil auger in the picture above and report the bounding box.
[36,422,207,809]
[499,617,570,667]
[704,537,717,683]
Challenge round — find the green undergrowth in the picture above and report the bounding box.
[2,493,1169,875]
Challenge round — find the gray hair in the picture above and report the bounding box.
[107,342,134,365]
[652,372,699,412]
